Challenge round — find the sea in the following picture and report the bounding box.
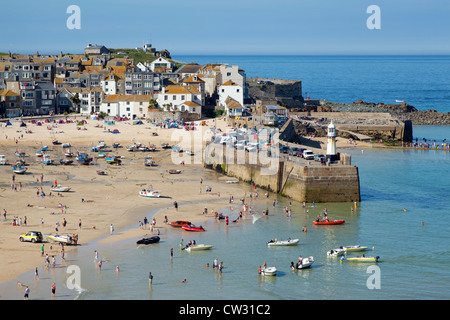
[1,55,449,303]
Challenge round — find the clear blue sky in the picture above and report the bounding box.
[1,0,449,55]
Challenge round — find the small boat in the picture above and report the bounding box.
[395,99,405,103]
[12,164,27,174]
[15,151,25,157]
[259,266,277,276]
[139,189,161,198]
[161,143,170,149]
[327,248,346,256]
[49,185,71,192]
[46,234,76,245]
[0,155,9,165]
[291,256,314,270]
[342,255,380,263]
[52,139,60,145]
[41,146,48,151]
[226,180,239,184]
[76,153,93,165]
[42,155,54,165]
[144,157,155,166]
[62,143,71,148]
[182,224,205,232]
[185,244,214,252]
[96,151,106,159]
[65,149,73,157]
[168,169,181,174]
[136,236,160,245]
[35,150,45,157]
[96,170,107,175]
[313,219,345,225]
[168,221,192,228]
[126,145,136,152]
[106,156,121,165]
[343,245,369,252]
[267,238,299,247]
[58,158,73,165]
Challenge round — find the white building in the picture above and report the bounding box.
[157,85,203,116]
[219,64,247,98]
[218,80,243,113]
[101,94,150,119]
[149,57,173,72]
[100,73,120,96]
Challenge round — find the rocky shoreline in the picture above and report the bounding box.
[322,100,450,125]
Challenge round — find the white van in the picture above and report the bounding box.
[302,150,314,160]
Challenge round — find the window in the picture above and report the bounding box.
[237,89,240,92]
[227,72,231,76]
[172,95,176,100]
[164,95,168,101]
[181,95,185,100]
[126,107,130,111]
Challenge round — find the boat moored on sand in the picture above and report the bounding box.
[12,164,27,174]
[139,189,161,198]
[49,185,71,192]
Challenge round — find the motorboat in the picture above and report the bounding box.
[12,164,27,174]
[341,255,380,263]
[41,146,48,151]
[0,155,9,165]
[46,234,77,245]
[343,245,369,252]
[161,143,170,149]
[42,155,54,165]
[15,151,25,157]
[259,266,277,276]
[185,244,214,252]
[106,156,121,165]
[313,219,345,225]
[327,248,346,256]
[168,169,181,174]
[65,149,73,157]
[181,224,205,232]
[50,185,71,192]
[136,236,160,245]
[267,238,299,246]
[76,152,93,165]
[58,158,73,165]
[96,170,107,175]
[139,189,161,198]
[291,256,314,270]
[168,221,192,228]
[35,150,45,157]
[144,157,156,166]
[62,143,71,148]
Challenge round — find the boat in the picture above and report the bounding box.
[76,152,93,165]
[106,155,121,165]
[144,157,155,166]
[96,170,107,175]
[65,149,73,157]
[327,248,346,256]
[62,143,71,148]
[15,151,25,157]
[342,255,380,263]
[49,185,71,192]
[35,150,45,157]
[41,155,54,165]
[0,155,9,165]
[291,256,315,270]
[161,143,170,149]
[185,244,214,252]
[395,99,405,103]
[168,220,192,228]
[259,266,277,276]
[267,238,299,246]
[343,245,369,252]
[139,189,161,198]
[181,224,205,232]
[226,180,239,184]
[168,169,181,174]
[313,219,345,225]
[136,236,160,245]
[96,151,106,158]
[46,234,77,245]
[41,146,48,151]
[58,158,73,165]
[12,164,27,174]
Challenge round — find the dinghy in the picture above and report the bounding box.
[139,189,161,198]
[136,236,160,245]
[267,238,299,246]
[259,266,277,276]
[50,185,71,192]
[341,255,380,263]
[185,244,214,252]
[291,256,314,269]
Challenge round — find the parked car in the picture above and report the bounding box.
[314,154,326,162]
[303,150,315,160]
[296,148,307,157]
[280,146,289,153]
[288,147,300,156]
[19,231,43,243]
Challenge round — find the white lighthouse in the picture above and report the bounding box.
[326,120,337,161]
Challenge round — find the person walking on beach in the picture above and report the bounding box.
[149,272,153,286]
[110,224,114,235]
[51,283,56,299]
[24,286,30,300]
[174,201,178,211]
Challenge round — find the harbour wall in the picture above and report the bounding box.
[204,149,360,203]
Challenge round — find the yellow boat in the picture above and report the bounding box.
[185,244,214,252]
[343,256,379,263]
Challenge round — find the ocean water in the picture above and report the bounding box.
[1,55,449,301]
[174,55,450,113]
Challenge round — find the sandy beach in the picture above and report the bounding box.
[0,115,371,285]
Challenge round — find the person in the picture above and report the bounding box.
[34,267,39,280]
[40,244,44,257]
[24,286,30,300]
[110,224,114,235]
[51,283,56,298]
[149,272,153,286]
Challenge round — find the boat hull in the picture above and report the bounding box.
[267,239,299,246]
[169,221,191,228]
[136,236,160,245]
[182,225,205,232]
[186,245,213,251]
[313,219,345,225]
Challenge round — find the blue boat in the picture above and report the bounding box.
[12,164,27,174]
[76,153,93,165]
[42,155,54,165]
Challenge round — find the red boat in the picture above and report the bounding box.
[313,219,345,225]
[169,220,191,228]
[182,224,205,232]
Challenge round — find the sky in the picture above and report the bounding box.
[1,0,449,55]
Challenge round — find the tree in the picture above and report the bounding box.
[70,93,81,113]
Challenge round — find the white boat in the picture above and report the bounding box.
[42,155,54,165]
[185,244,214,252]
[267,238,299,246]
[46,234,75,244]
[327,248,346,256]
[259,266,277,276]
[343,245,369,252]
[35,150,45,157]
[226,180,239,184]
[49,185,71,192]
[139,189,161,198]
[291,256,314,269]
[395,99,405,103]
[12,164,27,174]
[65,149,74,157]
[0,155,9,165]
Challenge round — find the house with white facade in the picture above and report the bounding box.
[149,57,173,72]
[100,72,121,95]
[156,84,203,117]
[100,94,150,119]
[218,80,243,113]
[219,64,247,98]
